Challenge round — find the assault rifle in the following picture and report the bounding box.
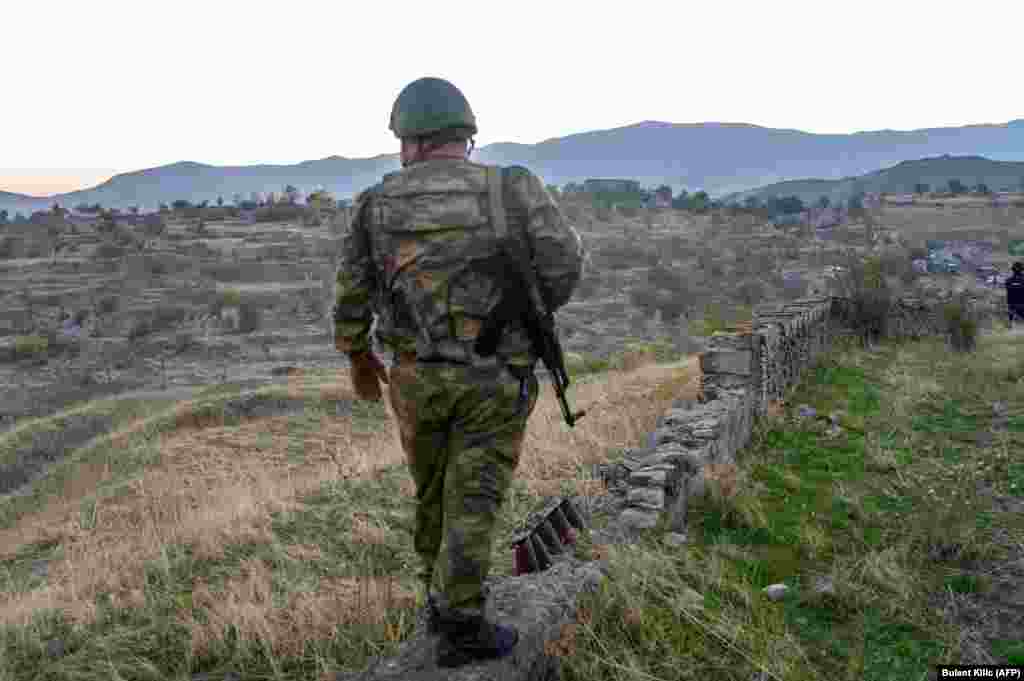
[474,167,585,428]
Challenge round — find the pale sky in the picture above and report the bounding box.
[4,0,1021,196]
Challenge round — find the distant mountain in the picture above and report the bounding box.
[0,191,34,206]
[720,155,1024,205]
[2,118,1023,214]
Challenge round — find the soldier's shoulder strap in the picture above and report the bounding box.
[486,166,508,241]
[486,165,549,317]
[351,183,383,224]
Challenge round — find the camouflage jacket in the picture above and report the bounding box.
[333,159,584,368]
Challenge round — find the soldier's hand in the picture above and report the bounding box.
[348,350,389,401]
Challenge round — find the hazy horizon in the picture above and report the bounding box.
[4,0,1021,197]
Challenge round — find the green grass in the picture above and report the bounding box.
[562,330,1024,680]
[1,329,1022,679]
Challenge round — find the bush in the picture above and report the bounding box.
[94,243,126,259]
[152,305,187,331]
[127,319,153,341]
[254,204,308,223]
[237,301,262,333]
[734,279,766,306]
[221,288,242,307]
[172,332,195,354]
[943,294,978,352]
[15,335,48,358]
[96,295,120,315]
[0,237,18,258]
[830,256,892,346]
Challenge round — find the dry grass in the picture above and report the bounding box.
[0,354,701,662]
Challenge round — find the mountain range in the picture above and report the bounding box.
[2,118,1023,214]
[721,155,1024,206]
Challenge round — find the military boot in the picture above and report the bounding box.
[436,611,519,668]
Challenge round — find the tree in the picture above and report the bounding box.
[130,205,139,215]
[284,185,299,204]
[171,199,191,211]
[217,195,224,207]
[947,178,967,195]
[743,196,761,210]
[913,183,930,195]
[817,195,831,209]
[0,210,7,224]
[973,183,990,195]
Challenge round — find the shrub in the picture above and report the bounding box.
[172,332,195,354]
[15,335,48,358]
[830,256,892,346]
[254,204,307,223]
[94,243,126,259]
[943,294,978,352]
[0,237,18,258]
[152,305,187,331]
[734,279,766,306]
[237,301,262,333]
[221,288,242,307]
[128,319,153,341]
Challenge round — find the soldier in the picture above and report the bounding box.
[1007,262,1024,328]
[333,77,584,667]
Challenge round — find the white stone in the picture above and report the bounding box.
[664,532,688,547]
[627,486,665,510]
[618,508,659,532]
[764,583,789,601]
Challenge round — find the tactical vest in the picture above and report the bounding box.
[360,159,533,365]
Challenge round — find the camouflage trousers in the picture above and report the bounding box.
[387,359,539,617]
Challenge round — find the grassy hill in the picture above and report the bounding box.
[722,155,1024,206]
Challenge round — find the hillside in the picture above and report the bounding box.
[722,155,1024,205]
[3,119,1024,214]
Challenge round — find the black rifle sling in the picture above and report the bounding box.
[477,166,584,427]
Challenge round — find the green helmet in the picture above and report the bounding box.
[389,77,477,140]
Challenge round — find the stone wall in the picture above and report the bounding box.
[344,295,968,681]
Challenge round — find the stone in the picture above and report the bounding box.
[764,584,789,601]
[812,576,836,597]
[797,404,816,419]
[618,508,660,532]
[701,349,756,376]
[664,532,688,547]
[627,486,665,511]
[628,469,667,488]
[45,639,65,659]
[686,471,706,499]
[648,427,677,447]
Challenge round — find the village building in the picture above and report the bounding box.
[583,179,642,194]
